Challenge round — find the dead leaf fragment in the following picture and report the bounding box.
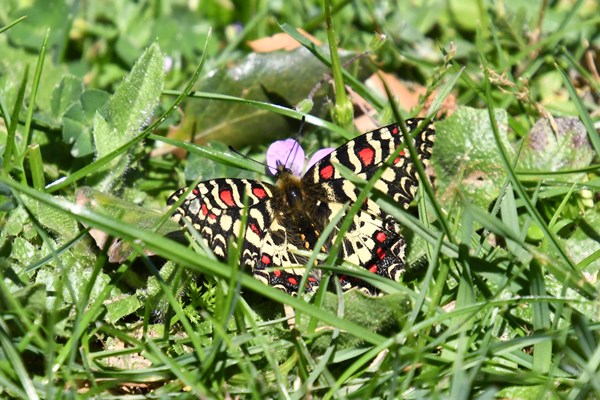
[247,29,321,52]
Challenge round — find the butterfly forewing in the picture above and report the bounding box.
[168,178,275,266]
[303,118,435,207]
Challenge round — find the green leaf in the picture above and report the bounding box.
[6,0,69,50]
[309,291,412,351]
[24,197,79,240]
[184,142,258,181]
[50,76,83,119]
[75,187,178,234]
[432,106,512,208]
[178,47,363,147]
[151,12,214,62]
[62,89,110,158]
[62,116,91,157]
[11,236,38,266]
[75,186,180,262]
[0,283,47,314]
[50,77,105,158]
[517,117,594,175]
[563,209,600,273]
[0,32,65,123]
[104,295,143,323]
[90,43,164,191]
[448,0,482,31]
[35,258,115,314]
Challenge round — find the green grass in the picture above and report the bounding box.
[1,0,600,398]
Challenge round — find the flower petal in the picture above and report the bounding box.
[306,148,335,173]
[266,139,305,176]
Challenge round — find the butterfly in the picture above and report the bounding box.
[168,119,435,295]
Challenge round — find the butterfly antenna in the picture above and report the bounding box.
[228,145,269,169]
[298,115,307,136]
[283,115,306,170]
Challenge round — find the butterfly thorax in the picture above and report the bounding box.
[274,165,307,211]
[272,163,327,258]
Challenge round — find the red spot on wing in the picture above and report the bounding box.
[287,277,297,285]
[308,276,317,282]
[320,164,334,180]
[392,149,406,164]
[358,147,375,167]
[377,247,386,259]
[262,254,272,265]
[219,189,235,207]
[252,187,268,199]
[391,126,399,135]
[201,204,209,216]
[209,213,217,220]
[376,232,387,243]
[369,264,378,273]
[249,223,261,236]
[192,188,200,195]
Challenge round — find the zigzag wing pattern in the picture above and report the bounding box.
[168,178,274,267]
[304,119,435,208]
[298,118,435,292]
[252,216,321,293]
[168,178,320,293]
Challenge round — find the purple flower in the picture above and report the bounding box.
[266,139,334,177]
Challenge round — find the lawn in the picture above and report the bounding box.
[1,0,599,398]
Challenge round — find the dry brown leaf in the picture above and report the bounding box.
[365,72,457,120]
[247,29,321,52]
[368,72,419,110]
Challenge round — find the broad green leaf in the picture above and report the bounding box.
[517,117,594,175]
[447,0,482,31]
[0,283,47,314]
[562,209,600,273]
[0,37,65,113]
[151,12,215,63]
[90,43,164,191]
[62,89,110,157]
[310,291,412,351]
[35,257,116,315]
[432,106,512,208]
[49,77,108,158]
[11,236,37,267]
[177,47,364,147]
[6,0,68,50]
[62,117,92,157]
[184,142,259,181]
[105,261,186,322]
[24,197,79,240]
[3,204,29,236]
[75,187,179,234]
[75,186,179,263]
[104,295,143,323]
[50,76,83,119]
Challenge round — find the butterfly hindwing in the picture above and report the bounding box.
[253,216,321,293]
